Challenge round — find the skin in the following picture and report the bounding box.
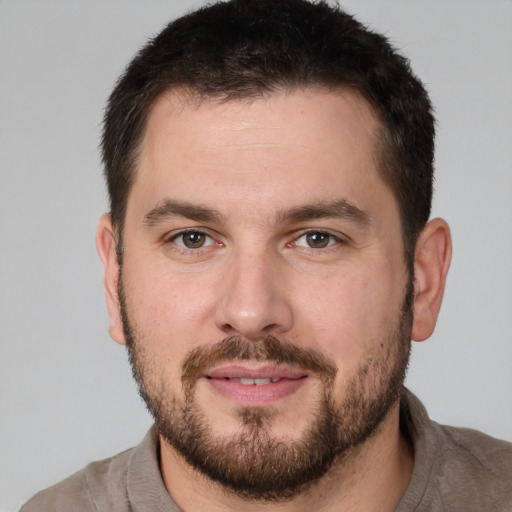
[97,88,451,511]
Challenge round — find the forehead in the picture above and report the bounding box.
[131,88,393,222]
[142,87,379,158]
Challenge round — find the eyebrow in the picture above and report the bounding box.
[276,199,370,227]
[143,199,225,225]
[143,198,369,228]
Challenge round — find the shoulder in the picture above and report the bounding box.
[425,424,512,511]
[20,447,134,512]
[402,391,512,511]
[438,423,512,471]
[433,423,512,496]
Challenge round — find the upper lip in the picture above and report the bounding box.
[205,364,308,380]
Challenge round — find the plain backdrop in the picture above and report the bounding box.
[1,1,511,510]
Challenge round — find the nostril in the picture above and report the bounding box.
[221,323,234,331]
[214,282,294,339]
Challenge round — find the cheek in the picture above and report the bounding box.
[122,260,218,349]
[292,267,401,367]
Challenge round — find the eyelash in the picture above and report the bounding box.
[164,228,348,255]
[166,229,218,253]
[291,230,346,251]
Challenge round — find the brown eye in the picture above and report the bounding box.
[294,231,339,249]
[305,232,330,248]
[174,231,213,249]
[306,233,331,249]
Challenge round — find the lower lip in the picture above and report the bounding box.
[205,377,308,407]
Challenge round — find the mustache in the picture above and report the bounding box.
[181,335,337,388]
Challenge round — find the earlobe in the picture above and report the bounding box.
[96,214,126,345]
[411,218,452,342]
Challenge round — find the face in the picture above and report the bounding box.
[110,89,413,499]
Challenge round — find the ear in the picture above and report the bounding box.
[96,213,126,345]
[411,218,452,341]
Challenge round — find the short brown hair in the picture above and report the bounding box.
[102,0,435,266]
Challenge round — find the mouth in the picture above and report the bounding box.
[218,377,284,385]
[202,365,309,406]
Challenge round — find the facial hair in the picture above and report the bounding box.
[120,276,413,502]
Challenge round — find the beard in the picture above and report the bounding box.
[120,275,413,502]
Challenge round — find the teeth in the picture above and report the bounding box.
[254,378,271,385]
[232,378,275,385]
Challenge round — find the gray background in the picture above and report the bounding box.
[1,1,511,510]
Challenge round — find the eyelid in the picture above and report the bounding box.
[165,228,220,251]
[162,227,348,252]
[165,226,210,238]
[290,229,349,249]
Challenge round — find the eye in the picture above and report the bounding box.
[294,231,339,249]
[172,231,214,249]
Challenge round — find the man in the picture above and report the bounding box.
[21,0,512,510]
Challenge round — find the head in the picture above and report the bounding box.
[102,0,435,269]
[97,0,451,503]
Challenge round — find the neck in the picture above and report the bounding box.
[159,402,414,512]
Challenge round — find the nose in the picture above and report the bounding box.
[214,248,294,340]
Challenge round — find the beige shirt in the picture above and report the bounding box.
[21,390,512,511]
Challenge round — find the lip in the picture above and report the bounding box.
[206,364,308,380]
[203,364,309,407]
